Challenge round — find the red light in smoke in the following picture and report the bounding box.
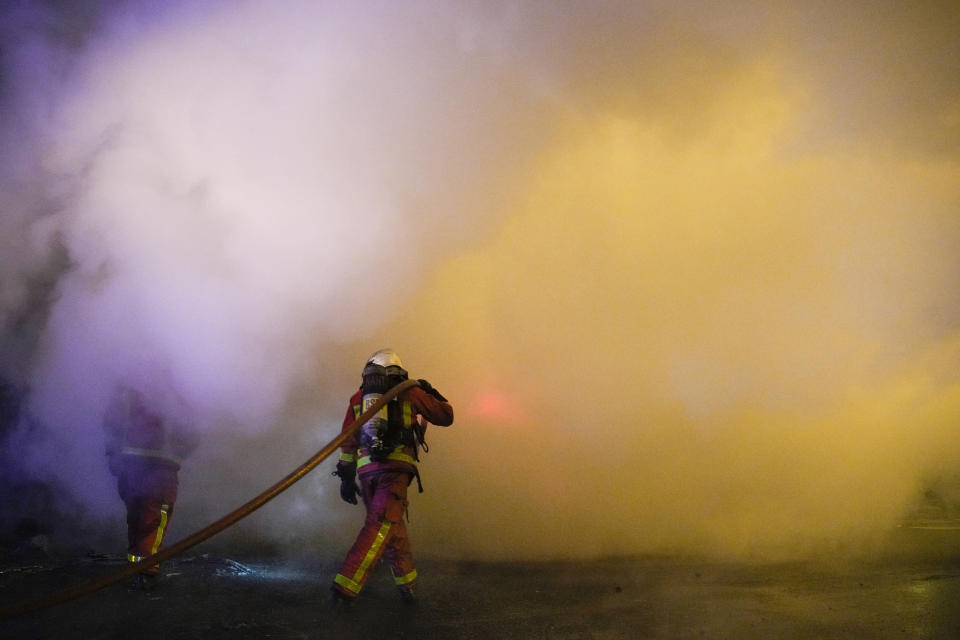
[467,387,518,422]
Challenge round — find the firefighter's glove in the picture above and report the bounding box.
[340,479,359,505]
[333,462,360,505]
[417,379,448,402]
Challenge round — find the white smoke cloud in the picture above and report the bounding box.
[1,0,555,542]
[0,1,545,427]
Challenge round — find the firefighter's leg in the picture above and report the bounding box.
[125,466,178,577]
[382,475,417,598]
[124,495,145,558]
[386,521,417,602]
[127,497,171,575]
[333,473,407,598]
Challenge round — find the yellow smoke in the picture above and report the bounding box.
[371,57,960,560]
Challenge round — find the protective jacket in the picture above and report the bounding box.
[104,390,196,472]
[337,385,453,479]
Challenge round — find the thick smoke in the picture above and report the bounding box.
[1,1,959,560]
[363,2,960,560]
[1,0,549,546]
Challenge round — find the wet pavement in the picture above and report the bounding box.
[1,528,960,639]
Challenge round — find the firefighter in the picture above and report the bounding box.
[331,349,454,604]
[103,386,198,589]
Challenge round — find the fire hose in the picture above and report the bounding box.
[0,378,419,620]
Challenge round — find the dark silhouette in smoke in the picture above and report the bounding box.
[103,385,198,586]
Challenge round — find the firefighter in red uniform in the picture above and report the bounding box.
[103,386,197,589]
[331,349,454,604]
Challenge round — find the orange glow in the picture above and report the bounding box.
[465,387,523,424]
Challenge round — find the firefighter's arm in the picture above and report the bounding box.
[333,395,360,504]
[102,395,127,475]
[170,420,201,460]
[337,395,360,464]
[410,384,454,427]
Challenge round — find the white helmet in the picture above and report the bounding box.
[362,348,407,381]
[366,348,403,369]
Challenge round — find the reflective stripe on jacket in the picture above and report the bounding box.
[353,398,416,474]
[337,385,453,478]
[120,446,183,468]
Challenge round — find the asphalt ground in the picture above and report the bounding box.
[1,526,959,639]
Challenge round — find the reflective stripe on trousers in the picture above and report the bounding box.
[126,503,170,574]
[334,471,416,596]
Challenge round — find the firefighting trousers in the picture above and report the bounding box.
[116,458,179,575]
[333,470,417,597]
